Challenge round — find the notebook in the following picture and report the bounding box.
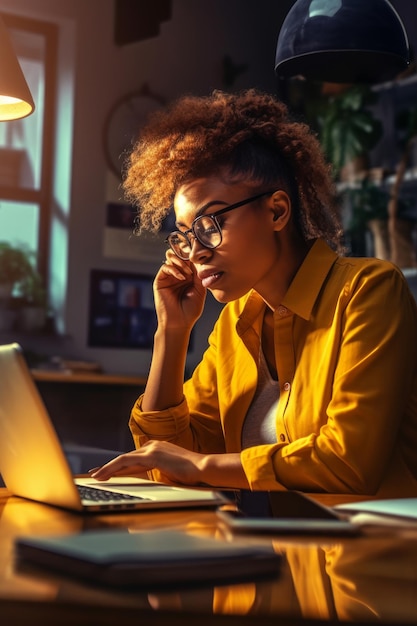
[15,529,282,588]
[0,343,226,513]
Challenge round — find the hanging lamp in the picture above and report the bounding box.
[0,14,35,121]
[275,0,410,83]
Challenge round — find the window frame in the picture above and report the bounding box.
[0,12,58,282]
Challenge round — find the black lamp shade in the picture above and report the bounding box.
[275,0,410,83]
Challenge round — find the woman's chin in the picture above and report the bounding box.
[209,288,242,304]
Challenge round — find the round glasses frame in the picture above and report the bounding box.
[165,190,275,260]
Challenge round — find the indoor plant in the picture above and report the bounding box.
[317,84,383,181]
[0,241,33,302]
[0,242,47,331]
[294,83,388,257]
[18,266,48,331]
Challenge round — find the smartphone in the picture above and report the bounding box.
[218,490,360,535]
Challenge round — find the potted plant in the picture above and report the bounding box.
[18,266,48,332]
[317,84,383,181]
[0,242,35,331]
[313,85,388,257]
[0,241,33,302]
[0,242,47,332]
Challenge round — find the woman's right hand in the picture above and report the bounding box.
[153,251,206,331]
[141,252,204,411]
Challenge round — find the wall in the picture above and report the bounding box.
[0,0,294,375]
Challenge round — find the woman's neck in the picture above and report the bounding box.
[259,236,313,311]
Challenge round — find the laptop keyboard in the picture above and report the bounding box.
[77,484,149,503]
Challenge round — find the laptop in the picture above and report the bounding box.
[0,343,226,513]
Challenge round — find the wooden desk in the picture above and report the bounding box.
[1,489,417,626]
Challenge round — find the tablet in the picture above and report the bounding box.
[218,490,360,536]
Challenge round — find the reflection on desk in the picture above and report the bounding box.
[1,490,417,625]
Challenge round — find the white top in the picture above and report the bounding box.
[241,349,279,448]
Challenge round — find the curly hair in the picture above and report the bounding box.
[122,88,343,251]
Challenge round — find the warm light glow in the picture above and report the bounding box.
[0,95,20,103]
[0,95,33,121]
[0,14,35,121]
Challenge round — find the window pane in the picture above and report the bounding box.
[0,27,45,190]
[0,200,39,251]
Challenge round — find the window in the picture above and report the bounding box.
[0,13,57,285]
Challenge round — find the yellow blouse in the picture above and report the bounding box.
[130,239,417,496]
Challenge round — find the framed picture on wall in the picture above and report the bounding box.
[88,269,156,349]
[106,202,136,230]
[102,193,176,264]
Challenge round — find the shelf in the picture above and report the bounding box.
[31,369,147,386]
[373,71,417,92]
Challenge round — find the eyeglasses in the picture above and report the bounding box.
[165,190,275,260]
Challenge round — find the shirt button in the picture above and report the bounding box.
[283,382,291,391]
[278,306,288,316]
[279,433,286,442]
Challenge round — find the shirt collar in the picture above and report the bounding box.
[282,239,338,320]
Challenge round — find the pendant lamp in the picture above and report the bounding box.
[275,0,410,84]
[0,14,35,121]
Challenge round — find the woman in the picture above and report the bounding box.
[92,89,417,496]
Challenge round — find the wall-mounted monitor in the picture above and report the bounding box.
[88,269,156,349]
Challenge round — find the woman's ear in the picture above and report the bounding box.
[270,190,291,230]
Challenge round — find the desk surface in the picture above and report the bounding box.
[1,488,416,626]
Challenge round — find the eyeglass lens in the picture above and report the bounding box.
[168,215,221,259]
